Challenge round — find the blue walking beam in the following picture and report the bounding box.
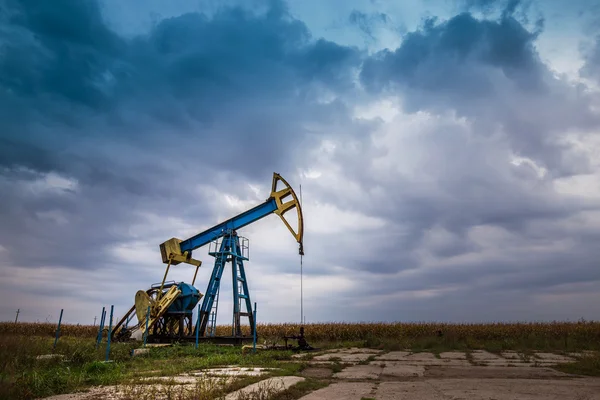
[159,173,304,269]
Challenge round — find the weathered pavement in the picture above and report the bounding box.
[41,349,600,399]
[296,348,600,399]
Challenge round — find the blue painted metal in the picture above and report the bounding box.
[167,283,202,314]
[199,238,228,336]
[197,232,255,337]
[105,305,114,361]
[253,302,257,353]
[53,309,63,350]
[195,304,201,349]
[96,307,105,348]
[179,199,277,253]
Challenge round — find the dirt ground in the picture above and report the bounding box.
[42,348,600,400]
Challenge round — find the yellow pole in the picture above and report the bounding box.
[158,258,172,301]
[192,265,200,286]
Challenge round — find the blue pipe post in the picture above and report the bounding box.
[253,302,257,354]
[53,309,64,351]
[143,306,150,348]
[105,305,114,362]
[195,304,201,349]
[96,307,105,348]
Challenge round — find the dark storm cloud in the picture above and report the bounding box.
[1,0,361,177]
[2,0,600,324]
[0,0,362,270]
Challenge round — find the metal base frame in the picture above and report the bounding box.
[196,230,255,339]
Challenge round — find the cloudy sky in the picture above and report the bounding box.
[2,0,600,326]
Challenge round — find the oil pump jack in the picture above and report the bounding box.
[111,173,304,345]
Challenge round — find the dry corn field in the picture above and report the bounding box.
[2,321,600,347]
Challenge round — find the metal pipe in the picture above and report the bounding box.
[195,304,201,349]
[105,305,114,361]
[157,259,172,300]
[253,302,257,354]
[192,265,200,286]
[53,309,63,351]
[96,307,106,348]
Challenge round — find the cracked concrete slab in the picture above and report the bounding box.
[376,378,600,400]
[374,351,411,360]
[380,362,425,378]
[501,350,521,360]
[470,350,518,366]
[312,347,381,363]
[190,366,276,377]
[333,364,383,379]
[298,382,376,400]
[431,378,600,400]
[224,376,305,400]
[424,365,573,379]
[439,351,467,360]
[376,381,444,400]
[533,353,577,363]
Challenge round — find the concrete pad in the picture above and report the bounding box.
[374,351,470,366]
[333,364,383,380]
[312,347,380,359]
[439,351,467,360]
[312,352,375,363]
[377,381,444,400]
[430,378,600,400]
[471,350,504,361]
[336,347,381,354]
[190,366,276,377]
[131,348,150,357]
[298,382,375,400]
[470,350,517,366]
[500,350,520,359]
[381,362,425,378]
[301,367,333,379]
[403,352,470,366]
[225,376,305,400]
[306,360,340,366]
[375,351,411,360]
[36,354,66,361]
[534,352,576,363]
[406,352,438,361]
[424,366,572,379]
[140,375,232,385]
[377,378,600,400]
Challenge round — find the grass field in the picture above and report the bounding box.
[1,321,599,399]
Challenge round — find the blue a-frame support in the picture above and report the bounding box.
[196,229,254,337]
